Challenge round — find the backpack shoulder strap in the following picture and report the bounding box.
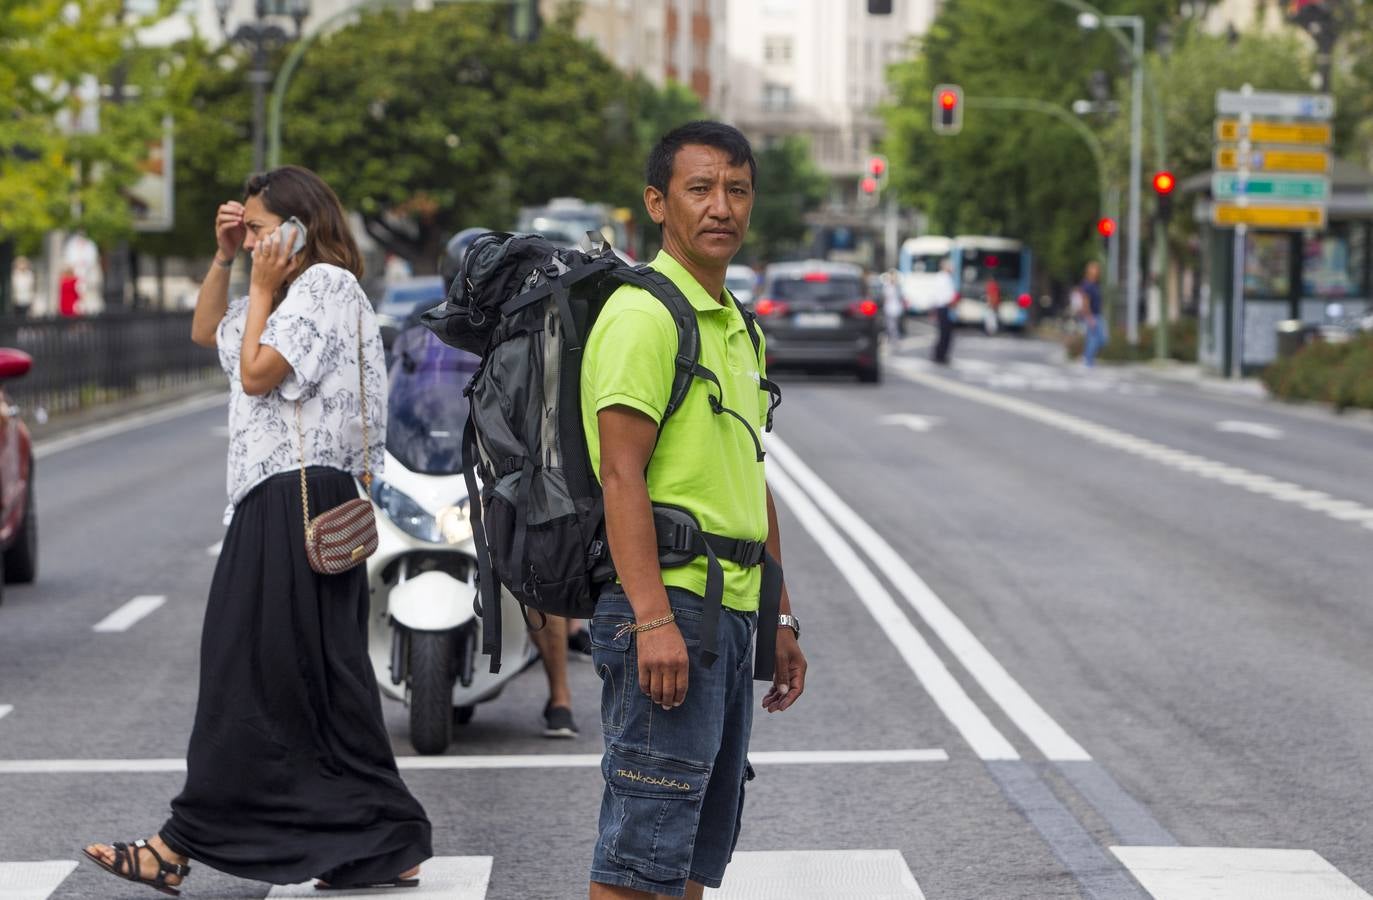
[729,292,782,434]
[609,266,704,422]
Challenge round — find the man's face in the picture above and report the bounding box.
[646,143,754,270]
[1086,261,1101,282]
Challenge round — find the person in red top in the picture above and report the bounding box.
[58,268,80,317]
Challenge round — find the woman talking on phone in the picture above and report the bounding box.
[83,166,431,895]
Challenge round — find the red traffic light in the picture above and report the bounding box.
[1096,217,1117,238]
[1152,171,1176,195]
[868,156,887,177]
[939,90,958,110]
[860,176,879,194]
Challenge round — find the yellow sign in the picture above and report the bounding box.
[1211,203,1326,230]
[1214,146,1331,173]
[1214,119,1332,145]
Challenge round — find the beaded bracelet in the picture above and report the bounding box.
[615,612,676,640]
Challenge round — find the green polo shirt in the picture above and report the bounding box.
[581,250,772,612]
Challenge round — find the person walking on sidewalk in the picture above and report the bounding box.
[930,258,958,365]
[583,121,808,900]
[1079,260,1105,368]
[83,165,432,895]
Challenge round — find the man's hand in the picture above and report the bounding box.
[762,629,806,713]
[637,623,689,710]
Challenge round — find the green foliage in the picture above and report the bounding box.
[0,0,177,251]
[1063,316,1199,362]
[1262,334,1373,411]
[743,136,827,266]
[279,5,656,271]
[882,0,1173,286]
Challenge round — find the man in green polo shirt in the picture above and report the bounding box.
[583,121,808,900]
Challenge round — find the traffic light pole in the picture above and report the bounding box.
[1124,20,1143,347]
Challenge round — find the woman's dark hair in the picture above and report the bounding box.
[243,165,364,282]
[645,121,756,194]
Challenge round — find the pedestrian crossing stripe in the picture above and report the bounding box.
[1112,847,1373,900]
[708,850,924,899]
[266,856,492,897]
[0,861,76,900]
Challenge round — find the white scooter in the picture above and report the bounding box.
[366,326,537,755]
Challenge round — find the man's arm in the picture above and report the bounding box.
[598,405,689,710]
[762,486,806,712]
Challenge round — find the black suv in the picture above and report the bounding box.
[751,261,882,383]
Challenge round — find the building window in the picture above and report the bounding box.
[764,35,793,65]
[762,82,792,112]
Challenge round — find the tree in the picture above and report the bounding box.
[0,1,176,254]
[882,0,1174,286]
[744,136,827,265]
[280,4,652,273]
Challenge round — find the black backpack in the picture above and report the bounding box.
[421,232,783,675]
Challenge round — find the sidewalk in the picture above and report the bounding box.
[25,379,226,445]
[1124,359,1268,399]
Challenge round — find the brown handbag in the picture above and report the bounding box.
[297,308,378,575]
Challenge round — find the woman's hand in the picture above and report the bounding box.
[215,202,245,263]
[250,225,296,297]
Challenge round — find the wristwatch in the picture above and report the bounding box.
[778,614,800,640]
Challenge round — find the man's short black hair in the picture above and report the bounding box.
[646,121,757,194]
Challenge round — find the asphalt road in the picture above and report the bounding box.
[1,327,1370,899]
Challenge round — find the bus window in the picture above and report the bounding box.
[961,248,1022,283]
[910,253,945,273]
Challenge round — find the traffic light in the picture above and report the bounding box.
[1152,170,1175,222]
[932,84,963,135]
[859,154,888,206]
[1096,217,1116,238]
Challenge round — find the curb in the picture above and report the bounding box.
[25,380,226,445]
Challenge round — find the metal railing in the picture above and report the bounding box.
[0,312,222,418]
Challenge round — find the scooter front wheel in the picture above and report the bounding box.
[409,630,454,755]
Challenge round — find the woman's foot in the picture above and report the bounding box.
[82,835,190,896]
[314,865,421,890]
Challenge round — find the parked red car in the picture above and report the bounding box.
[0,349,37,602]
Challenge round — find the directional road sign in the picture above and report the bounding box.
[1211,173,1331,203]
[1215,90,1334,119]
[1211,203,1326,230]
[1214,146,1331,174]
[1214,119,1332,145]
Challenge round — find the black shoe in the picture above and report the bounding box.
[567,628,593,660]
[543,703,578,739]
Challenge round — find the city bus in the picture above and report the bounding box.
[898,235,1034,331]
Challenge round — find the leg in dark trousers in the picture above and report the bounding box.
[932,307,955,364]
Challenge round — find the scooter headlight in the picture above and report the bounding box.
[436,500,474,545]
[371,480,442,543]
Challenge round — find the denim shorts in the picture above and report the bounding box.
[589,587,758,897]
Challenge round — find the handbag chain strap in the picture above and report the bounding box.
[297,304,370,539]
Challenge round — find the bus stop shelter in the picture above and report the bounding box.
[1184,159,1373,375]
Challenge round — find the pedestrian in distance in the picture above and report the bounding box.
[10,256,34,317]
[882,269,905,345]
[1079,259,1105,368]
[583,120,808,900]
[58,267,80,318]
[930,257,957,365]
[83,165,432,895]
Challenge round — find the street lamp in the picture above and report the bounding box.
[1079,10,1144,347]
[216,0,310,173]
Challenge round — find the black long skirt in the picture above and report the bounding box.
[161,467,432,886]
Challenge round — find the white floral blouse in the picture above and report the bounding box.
[216,263,387,508]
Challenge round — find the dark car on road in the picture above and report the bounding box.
[752,260,882,383]
[375,276,447,357]
[0,349,36,602]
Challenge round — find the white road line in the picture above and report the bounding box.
[891,358,1373,534]
[92,595,166,633]
[879,413,942,433]
[33,392,226,460]
[0,705,11,722]
[0,861,78,900]
[767,463,1019,761]
[1111,847,1372,899]
[707,850,925,899]
[768,434,1090,762]
[1217,420,1284,440]
[0,749,948,775]
[268,856,492,898]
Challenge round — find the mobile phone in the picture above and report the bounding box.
[278,216,308,258]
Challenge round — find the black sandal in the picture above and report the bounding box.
[82,839,191,897]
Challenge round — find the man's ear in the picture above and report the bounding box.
[644,185,666,226]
